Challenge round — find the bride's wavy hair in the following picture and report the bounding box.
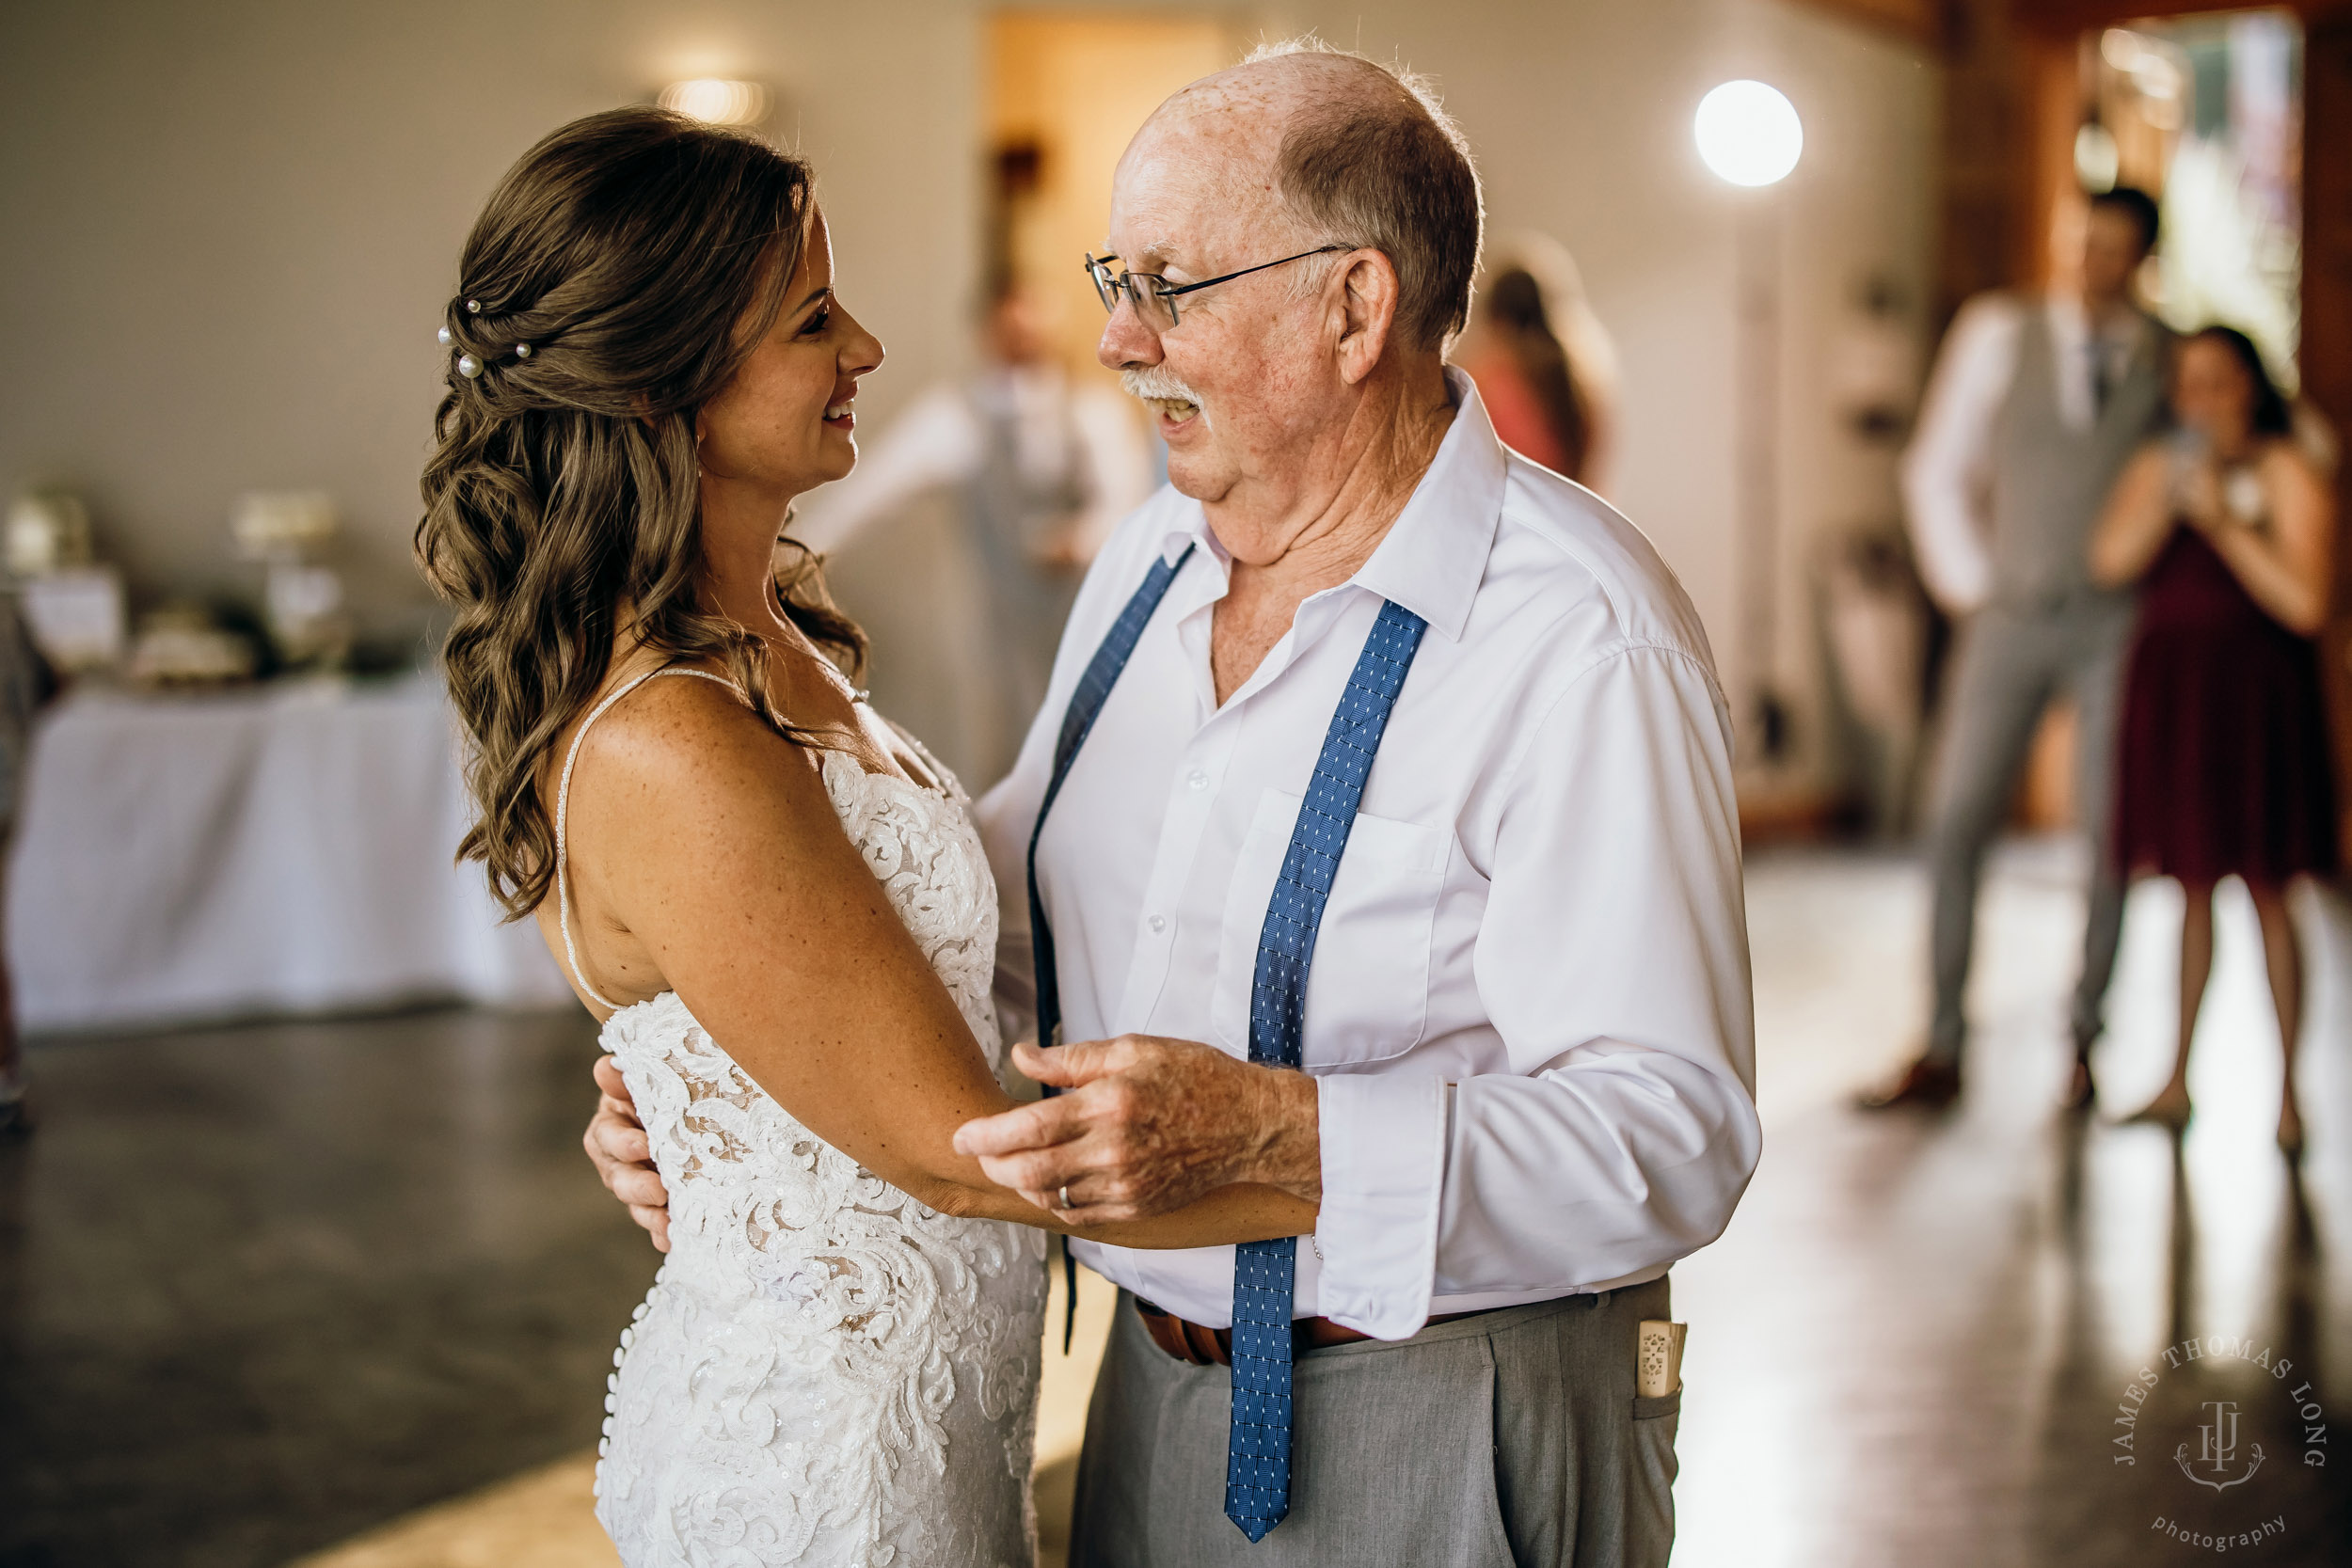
[417,106,865,920]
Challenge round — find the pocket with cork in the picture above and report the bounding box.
[1637,1320,1686,1398]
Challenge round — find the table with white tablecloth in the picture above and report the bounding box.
[7,675,572,1033]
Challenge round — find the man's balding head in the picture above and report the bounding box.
[1127,40,1484,352]
[1096,40,1477,531]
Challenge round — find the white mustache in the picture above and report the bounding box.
[1120,366,1203,408]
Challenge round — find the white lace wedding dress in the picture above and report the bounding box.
[556,669,1047,1568]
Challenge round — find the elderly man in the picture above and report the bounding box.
[590,40,1756,1566]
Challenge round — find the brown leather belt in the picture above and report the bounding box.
[1134,1296,1502,1367]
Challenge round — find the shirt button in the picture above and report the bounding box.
[1187,769,1208,790]
[1148,914,1168,934]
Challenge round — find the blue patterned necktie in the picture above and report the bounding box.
[1225,598,1429,1543]
[1027,543,1195,1350]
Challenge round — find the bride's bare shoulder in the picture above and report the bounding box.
[560,669,834,832]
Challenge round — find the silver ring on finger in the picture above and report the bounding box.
[1058,1183,1075,1212]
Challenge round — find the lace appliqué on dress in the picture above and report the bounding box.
[594,749,1047,1568]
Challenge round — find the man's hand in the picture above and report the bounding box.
[585,1055,671,1252]
[951,1036,1320,1223]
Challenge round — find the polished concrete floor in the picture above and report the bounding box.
[0,1007,658,1568]
[4,844,2350,1566]
[1676,842,2352,1567]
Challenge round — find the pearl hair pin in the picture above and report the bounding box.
[439,304,533,374]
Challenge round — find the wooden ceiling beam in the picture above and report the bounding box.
[2010,0,2352,36]
[1778,0,1946,51]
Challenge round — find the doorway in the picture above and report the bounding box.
[1995,6,2330,835]
[985,11,1243,381]
[2078,12,2304,388]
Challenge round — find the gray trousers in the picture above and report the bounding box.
[1069,1281,1677,1568]
[1924,601,2134,1062]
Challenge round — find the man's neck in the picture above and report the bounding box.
[1204,360,1453,703]
[1211,363,1454,603]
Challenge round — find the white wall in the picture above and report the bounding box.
[1253,0,1937,776]
[0,0,1935,786]
[1752,4,1941,783]
[0,0,982,640]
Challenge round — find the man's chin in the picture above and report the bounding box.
[1162,450,1233,504]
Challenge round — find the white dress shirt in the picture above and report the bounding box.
[973,371,1759,1340]
[1899,293,2156,613]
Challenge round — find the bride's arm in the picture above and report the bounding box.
[569,679,1310,1247]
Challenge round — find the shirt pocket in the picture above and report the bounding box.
[1208,787,1446,1066]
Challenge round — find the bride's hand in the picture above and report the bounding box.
[586,1055,672,1252]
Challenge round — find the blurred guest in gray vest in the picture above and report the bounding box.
[1863,186,2169,1112]
[793,280,1150,785]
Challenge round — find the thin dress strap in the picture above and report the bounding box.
[554,666,744,1011]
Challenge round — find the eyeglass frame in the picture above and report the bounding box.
[1082,245,1346,327]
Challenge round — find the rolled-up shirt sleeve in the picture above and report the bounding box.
[1313,1072,1449,1336]
[1316,643,1759,1335]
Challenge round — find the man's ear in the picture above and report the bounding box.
[1331,249,1401,387]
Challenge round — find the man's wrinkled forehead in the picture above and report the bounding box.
[1108,88,1290,268]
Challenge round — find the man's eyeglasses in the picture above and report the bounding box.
[1082,245,1343,329]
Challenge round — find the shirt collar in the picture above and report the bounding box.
[1351,367,1506,641]
[1152,365,1508,643]
[2048,292,2153,355]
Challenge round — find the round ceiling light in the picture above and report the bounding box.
[659,78,771,127]
[1694,80,1804,188]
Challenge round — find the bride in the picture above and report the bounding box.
[417,109,1301,1567]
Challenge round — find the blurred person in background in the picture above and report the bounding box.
[2089,325,2336,1153]
[793,278,1150,785]
[1453,235,1619,494]
[0,596,51,1135]
[1865,185,2169,1113]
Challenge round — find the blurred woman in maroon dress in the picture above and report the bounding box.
[2089,326,2336,1153]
